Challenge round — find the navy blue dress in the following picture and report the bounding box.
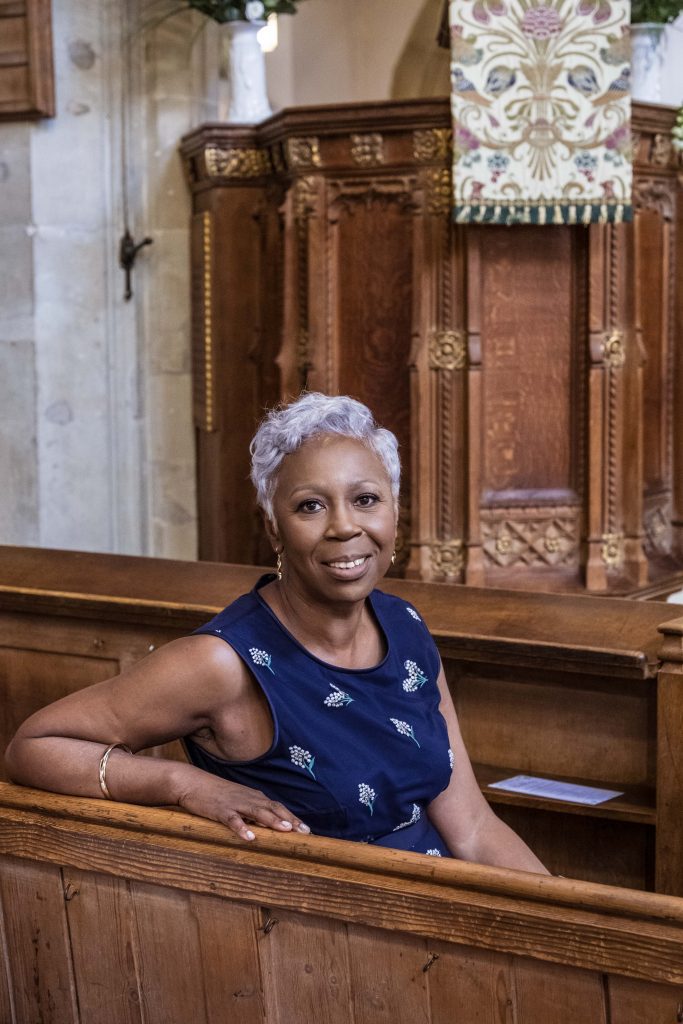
[184,575,453,857]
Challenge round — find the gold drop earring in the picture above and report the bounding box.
[276,551,283,580]
[390,551,396,565]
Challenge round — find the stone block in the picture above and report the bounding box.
[144,228,191,373]
[0,340,38,544]
[0,226,34,324]
[0,123,32,226]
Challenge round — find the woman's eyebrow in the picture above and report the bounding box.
[288,479,384,497]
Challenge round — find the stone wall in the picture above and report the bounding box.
[0,0,220,558]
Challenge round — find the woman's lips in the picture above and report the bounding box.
[323,555,371,579]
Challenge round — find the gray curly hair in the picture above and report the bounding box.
[250,392,401,522]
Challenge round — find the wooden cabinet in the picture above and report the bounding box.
[181,100,683,597]
[0,0,54,120]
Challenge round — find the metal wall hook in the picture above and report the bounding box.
[422,952,439,972]
[119,229,153,301]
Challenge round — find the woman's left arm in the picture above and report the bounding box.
[427,664,550,874]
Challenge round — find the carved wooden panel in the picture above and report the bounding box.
[181,101,683,596]
[0,0,54,120]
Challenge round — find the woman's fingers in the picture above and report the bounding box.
[244,798,310,835]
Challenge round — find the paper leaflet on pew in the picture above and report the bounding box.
[488,775,623,806]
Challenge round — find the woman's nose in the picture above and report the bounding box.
[325,503,362,538]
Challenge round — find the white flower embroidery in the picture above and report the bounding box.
[324,682,354,708]
[426,849,442,856]
[402,659,428,692]
[448,747,454,770]
[406,606,421,621]
[289,745,316,778]
[393,803,421,831]
[245,0,265,21]
[358,783,376,815]
[390,718,420,747]
[249,647,275,674]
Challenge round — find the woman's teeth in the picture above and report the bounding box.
[328,557,366,569]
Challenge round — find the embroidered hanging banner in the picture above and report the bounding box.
[449,0,632,224]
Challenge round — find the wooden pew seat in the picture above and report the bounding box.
[2,545,683,894]
[0,783,681,1024]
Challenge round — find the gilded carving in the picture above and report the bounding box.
[430,540,464,578]
[630,130,642,163]
[413,128,452,163]
[294,176,318,218]
[205,146,271,179]
[601,532,623,568]
[481,513,578,568]
[602,330,625,368]
[425,169,452,215]
[651,132,673,167]
[429,330,466,371]
[270,143,286,174]
[202,212,214,433]
[286,136,322,169]
[350,133,384,167]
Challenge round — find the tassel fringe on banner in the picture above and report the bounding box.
[454,202,632,225]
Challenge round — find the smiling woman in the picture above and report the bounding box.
[5,393,547,872]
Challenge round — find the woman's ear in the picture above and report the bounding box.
[263,513,281,552]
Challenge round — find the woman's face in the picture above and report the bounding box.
[268,434,397,604]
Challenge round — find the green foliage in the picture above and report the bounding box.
[631,0,683,23]
[187,0,303,22]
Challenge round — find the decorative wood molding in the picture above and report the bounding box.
[633,177,675,220]
[429,329,466,371]
[429,539,464,578]
[350,133,384,167]
[413,128,452,163]
[285,136,322,169]
[601,532,624,569]
[205,145,271,180]
[481,511,579,568]
[425,168,452,215]
[602,330,625,368]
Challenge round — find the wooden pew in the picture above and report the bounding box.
[2,545,683,894]
[0,783,681,1024]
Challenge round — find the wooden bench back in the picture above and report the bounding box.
[0,784,682,1024]
[2,545,683,892]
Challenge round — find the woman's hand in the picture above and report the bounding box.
[176,771,310,841]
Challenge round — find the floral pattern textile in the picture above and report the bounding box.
[184,575,452,857]
[449,0,632,224]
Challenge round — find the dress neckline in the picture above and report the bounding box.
[253,574,391,674]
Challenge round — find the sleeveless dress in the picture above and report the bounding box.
[184,575,454,857]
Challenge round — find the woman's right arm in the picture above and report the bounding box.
[4,635,308,841]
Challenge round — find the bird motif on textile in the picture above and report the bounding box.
[595,67,630,104]
[484,66,517,97]
[451,25,483,66]
[451,68,492,107]
[567,64,600,97]
[600,28,631,66]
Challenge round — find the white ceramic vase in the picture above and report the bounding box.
[224,20,272,122]
[630,22,667,103]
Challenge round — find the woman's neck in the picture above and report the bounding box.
[260,578,384,669]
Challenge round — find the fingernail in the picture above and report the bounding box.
[245,829,255,841]
[297,823,311,834]
[279,820,293,830]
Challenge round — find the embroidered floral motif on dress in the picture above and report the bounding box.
[448,0,632,224]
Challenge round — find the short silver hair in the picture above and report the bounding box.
[250,392,401,521]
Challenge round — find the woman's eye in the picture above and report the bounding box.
[298,499,323,513]
[356,493,379,508]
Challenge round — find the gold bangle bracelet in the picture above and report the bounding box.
[98,742,132,800]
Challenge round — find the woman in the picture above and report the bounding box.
[6,393,547,871]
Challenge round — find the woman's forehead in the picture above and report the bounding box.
[277,434,389,487]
